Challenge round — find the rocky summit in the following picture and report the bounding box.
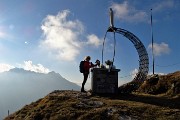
[5,89,180,120]
[4,71,180,120]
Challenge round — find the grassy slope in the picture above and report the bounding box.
[5,90,180,120]
[5,71,180,120]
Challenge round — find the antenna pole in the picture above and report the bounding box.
[151,9,155,74]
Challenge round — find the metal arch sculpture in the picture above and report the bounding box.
[108,27,149,82]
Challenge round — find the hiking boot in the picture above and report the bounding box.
[81,88,86,93]
[81,90,87,93]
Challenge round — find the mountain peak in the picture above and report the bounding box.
[9,68,50,74]
[0,68,80,119]
[5,90,180,120]
[48,71,63,77]
[9,68,30,73]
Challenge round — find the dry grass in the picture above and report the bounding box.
[138,71,180,96]
[5,90,180,120]
[4,71,180,120]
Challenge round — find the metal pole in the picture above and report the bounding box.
[151,9,155,74]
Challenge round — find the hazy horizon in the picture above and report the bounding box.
[0,68,80,119]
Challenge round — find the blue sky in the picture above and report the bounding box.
[0,0,180,88]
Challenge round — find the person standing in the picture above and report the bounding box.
[81,56,96,92]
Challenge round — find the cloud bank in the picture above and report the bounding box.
[40,10,102,61]
[0,61,50,74]
[110,0,175,23]
[110,1,148,23]
[40,10,83,61]
[153,0,175,12]
[148,42,170,56]
[22,61,50,74]
[0,63,15,73]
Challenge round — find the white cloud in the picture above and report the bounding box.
[131,68,138,78]
[148,42,170,56]
[0,63,15,73]
[153,0,174,12]
[0,61,50,74]
[86,34,102,47]
[40,10,103,61]
[40,10,84,61]
[110,1,148,23]
[22,61,50,74]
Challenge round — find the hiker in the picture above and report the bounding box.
[81,56,99,92]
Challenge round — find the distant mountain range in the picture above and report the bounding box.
[0,68,80,119]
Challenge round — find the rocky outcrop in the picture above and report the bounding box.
[118,71,180,97]
[138,71,180,96]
